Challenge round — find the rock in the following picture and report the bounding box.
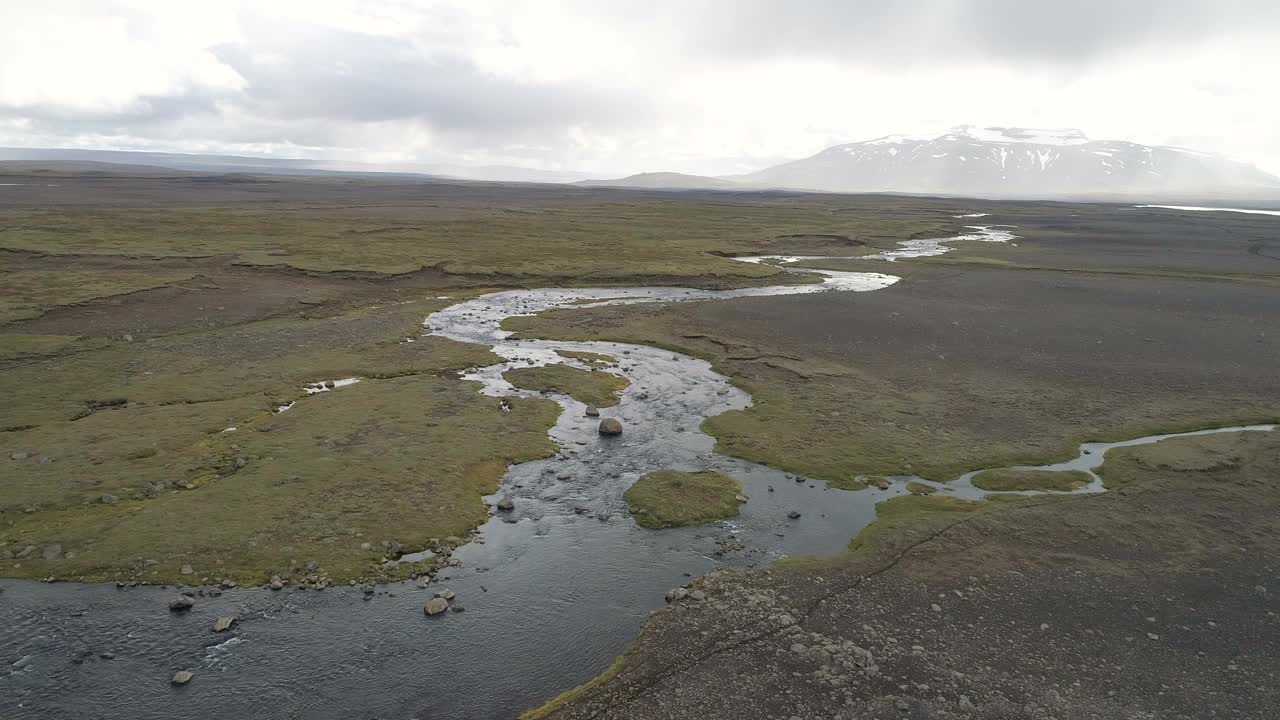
[212,616,236,632]
[41,544,64,561]
[10,451,29,460]
[304,560,320,573]
[169,595,195,611]
[734,494,748,503]
[99,494,117,505]
[268,575,284,590]
[171,670,194,685]
[180,564,193,575]
[689,589,706,601]
[324,380,336,389]
[787,510,802,519]
[584,406,600,417]
[573,506,590,514]
[931,603,942,612]
[433,589,456,600]
[598,418,623,436]
[424,597,449,615]
[665,587,689,603]
[496,497,515,512]
[451,604,466,613]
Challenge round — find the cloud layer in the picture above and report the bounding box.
[2,0,1278,176]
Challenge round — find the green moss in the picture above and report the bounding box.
[847,495,987,556]
[504,364,629,407]
[0,269,196,323]
[624,470,744,529]
[906,481,937,495]
[0,334,101,360]
[2,375,561,584]
[1098,432,1252,489]
[971,468,1093,492]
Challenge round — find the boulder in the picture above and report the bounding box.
[598,418,623,436]
[99,494,118,505]
[179,564,193,575]
[212,616,236,632]
[169,595,195,611]
[268,575,285,590]
[496,497,515,512]
[787,510,802,519]
[41,544,64,561]
[433,589,456,600]
[171,670,194,685]
[424,597,449,615]
[584,406,600,417]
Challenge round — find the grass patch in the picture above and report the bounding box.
[906,481,937,495]
[0,333,101,360]
[2,375,561,584]
[624,470,744,529]
[847,495,987,556]
[971,468,1093,492]
[0,269,195,323]
[1097,432,1255,489]
[504,364,629,407]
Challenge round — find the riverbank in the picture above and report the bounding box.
[534,429,1280,719]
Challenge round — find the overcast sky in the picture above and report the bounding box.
[2,0,1278,176]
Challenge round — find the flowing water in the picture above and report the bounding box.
[2,225,1271,720]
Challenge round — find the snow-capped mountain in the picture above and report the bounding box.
[734,126,1280,197]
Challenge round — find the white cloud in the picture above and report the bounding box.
[1,0,1277,176]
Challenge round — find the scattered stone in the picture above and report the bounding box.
[269,575,284,590]
[41,544,64,561]
[169,595,195,611]
[665,587,689,603]
[212,616,236,632]
[584,406,600,417]
[931,603,942,612]
[171,670,194,685]
[787,510,802,519]
[99,494,117,505]
[573,506,590,514]
[324,380,336,389]
[598,418,624,436]
[180,564,193,575]
[424,597,449,615]
[451,605,466,613]
[689,590,707,601]
[434,589,456,600]
[10,451,29,460]
[496,497,515,512]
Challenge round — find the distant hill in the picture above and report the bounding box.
[575,172,744,190]
[730,126,1280,198]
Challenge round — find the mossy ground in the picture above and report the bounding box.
[623,470,744,529]
[555,350,617,368]
[970,468,1093,492]
[504,364,629,407]
[0,267,196,323]
[847,495,988,556]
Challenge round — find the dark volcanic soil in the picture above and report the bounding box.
[541,431,1280,720]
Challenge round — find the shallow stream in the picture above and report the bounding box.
[2,225,1272,719]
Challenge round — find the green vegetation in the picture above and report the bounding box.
[906,481,937,495]
[971,468,1093,492]
[624,470,744,529]
[0,334,102,360]
[1098,432,1251,489]
[847,495,987,556]
[504,364,629,407]
[0,200,957,279]
[555,349,617,367]
[0,268,195,323]
[0,294,567,583]
[2,375,560,584]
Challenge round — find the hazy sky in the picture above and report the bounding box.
[2,0,1278,176]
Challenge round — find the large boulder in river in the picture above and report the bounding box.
[584,406,600,417]
[424,597,449,615]
[496,497,515,512]
[598,418,623,436]
[169,595,195,612]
